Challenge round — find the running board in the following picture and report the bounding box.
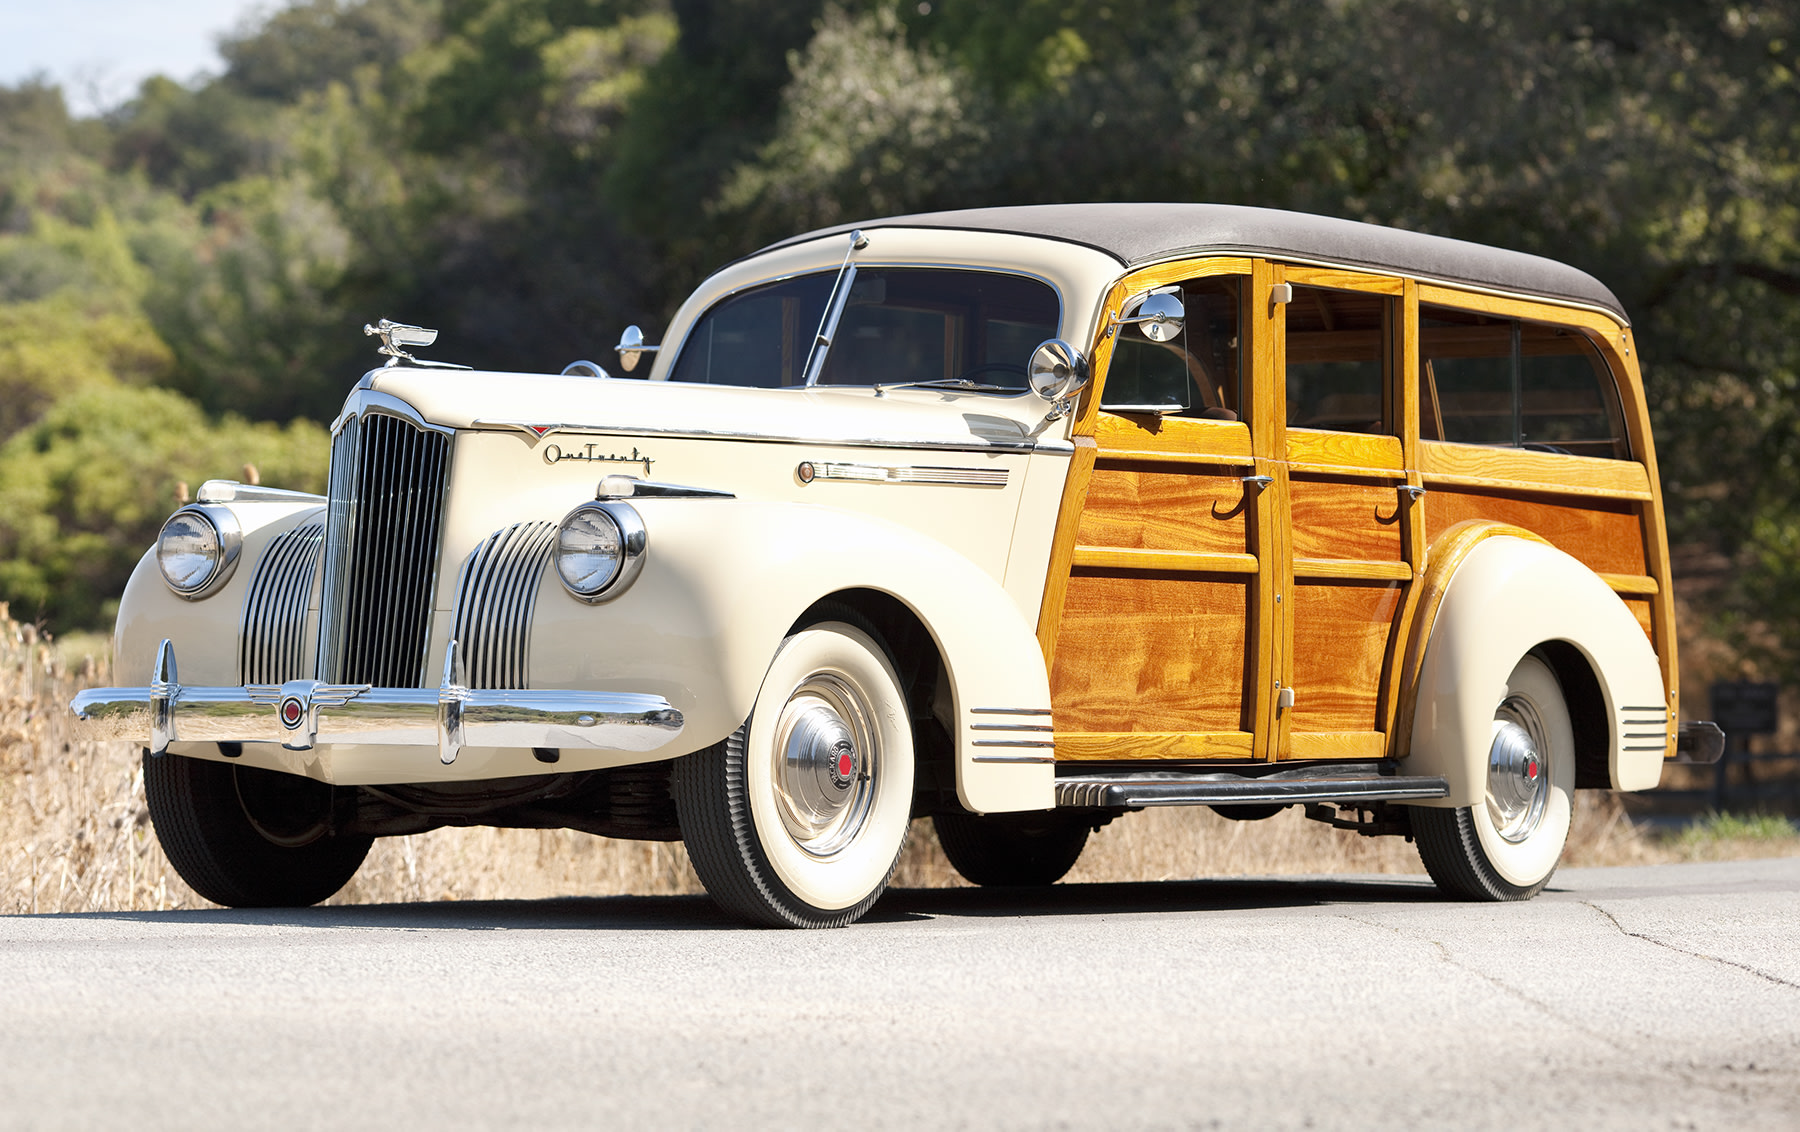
[1055,763,1449,809]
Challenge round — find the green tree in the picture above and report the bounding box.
[0,387,329,629]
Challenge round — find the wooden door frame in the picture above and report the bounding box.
[1037,256,1275,762]
[1270,266,1422,760]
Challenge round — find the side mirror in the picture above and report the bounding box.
[1117,290,1185,342]
[562,359,609,378]
[1028,339,1091,403]
[614,325,661,374]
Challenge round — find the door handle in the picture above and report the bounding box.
[1241,475,1273,492]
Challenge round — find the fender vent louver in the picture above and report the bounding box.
[238,518,324,684]
[451,522,558,690]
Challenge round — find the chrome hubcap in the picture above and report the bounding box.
[772,673,877,857]
[1487,695,1550,843]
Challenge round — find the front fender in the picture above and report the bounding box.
[1406,533,1667,806]
[527,498,1053,813]
[113,499,328,688]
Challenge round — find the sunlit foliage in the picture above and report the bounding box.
[0,0,1796,669]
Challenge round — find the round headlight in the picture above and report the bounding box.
[1027,338,1090,401]
[555,501,646,602]
[156,506,241,599]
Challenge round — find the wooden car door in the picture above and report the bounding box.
[1040,260,1280,763]
[1271,266,1422,761]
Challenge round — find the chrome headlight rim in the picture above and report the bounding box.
[155,504,243,600]
[555,500,647,603]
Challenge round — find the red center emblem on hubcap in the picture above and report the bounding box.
[837,752,854,779]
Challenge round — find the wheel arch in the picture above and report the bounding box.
[1400,524,1667,806]
[789,588,958,818]
[786,574,1054,816]
[563,500,1054,813]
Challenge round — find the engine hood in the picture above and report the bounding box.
[351,367,1071,453]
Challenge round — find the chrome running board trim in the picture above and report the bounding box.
[1055,763,1448,808]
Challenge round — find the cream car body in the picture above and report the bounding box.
[75,203,1719,924]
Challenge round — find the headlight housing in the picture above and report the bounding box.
[555,500,646,602]
[155,505,242,599]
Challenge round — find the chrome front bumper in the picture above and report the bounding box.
[71,639,684,766]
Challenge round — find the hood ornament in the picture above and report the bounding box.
[363,318,471,369]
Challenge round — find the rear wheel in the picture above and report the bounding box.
[1413,654,1575,900]
[933,811,1090,886]
[143,751,371,907]
[674,613,914,928]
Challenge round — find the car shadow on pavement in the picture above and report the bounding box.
[872,874,1444,922]
[53,874,1442,932]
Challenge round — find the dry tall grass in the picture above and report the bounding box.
[3,605,1793,915]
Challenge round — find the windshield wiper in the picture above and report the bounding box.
[872,378,1013,396]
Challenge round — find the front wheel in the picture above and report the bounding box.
[1412,653,1575,900]
[673,615,915,928]
[143,752,372,907]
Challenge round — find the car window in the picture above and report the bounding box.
[1420,304,1628,458]
[815,269,1058,388]
[667,273,834,387]
[1285,285,1389,434]
[1101,276,1242,418]
[668,268,1058,389]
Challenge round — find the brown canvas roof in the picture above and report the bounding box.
[758,203,1627,322]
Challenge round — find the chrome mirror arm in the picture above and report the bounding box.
[614,326,661,373]
[1104,287,1186,342]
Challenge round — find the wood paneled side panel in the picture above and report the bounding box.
[1289,478,1406,563]
[1051,571,1249,733]
[1289,582,1403,734]
[1285,266,1405,295]
[1425,489,1647,575]
[1624,596,1655,644]
[1055,731,1255,761]
[1077,463,1252,554]
[1420,441,1651,499]
[1093,413,1254,464]
[1287,429,1404,472]
[1287,731,1388,759]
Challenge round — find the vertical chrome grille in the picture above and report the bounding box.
[317,409,451,686]
[238,518,324,683]
[451,522,557,690]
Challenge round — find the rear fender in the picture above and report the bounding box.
[1405,530,1667,805]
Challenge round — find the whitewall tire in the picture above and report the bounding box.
[1413,653,1575,900]
[674,613,914,928]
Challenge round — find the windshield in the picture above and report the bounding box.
[668,267,1059,390]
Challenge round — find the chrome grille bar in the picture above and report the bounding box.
[317,416,360,680]
[451,522,557,690]
[317,408,451,687]
[238,518,324,683]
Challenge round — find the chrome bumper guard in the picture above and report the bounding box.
[70,639,684,766]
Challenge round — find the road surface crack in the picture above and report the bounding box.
[1581,901,1800,992]
[1333,913,1631,1052]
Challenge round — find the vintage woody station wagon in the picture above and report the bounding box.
[74,204,1723,927]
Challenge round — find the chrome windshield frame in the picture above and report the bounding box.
[800,230,867,387]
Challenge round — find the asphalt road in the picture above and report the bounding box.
[2,858,1796,1130]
